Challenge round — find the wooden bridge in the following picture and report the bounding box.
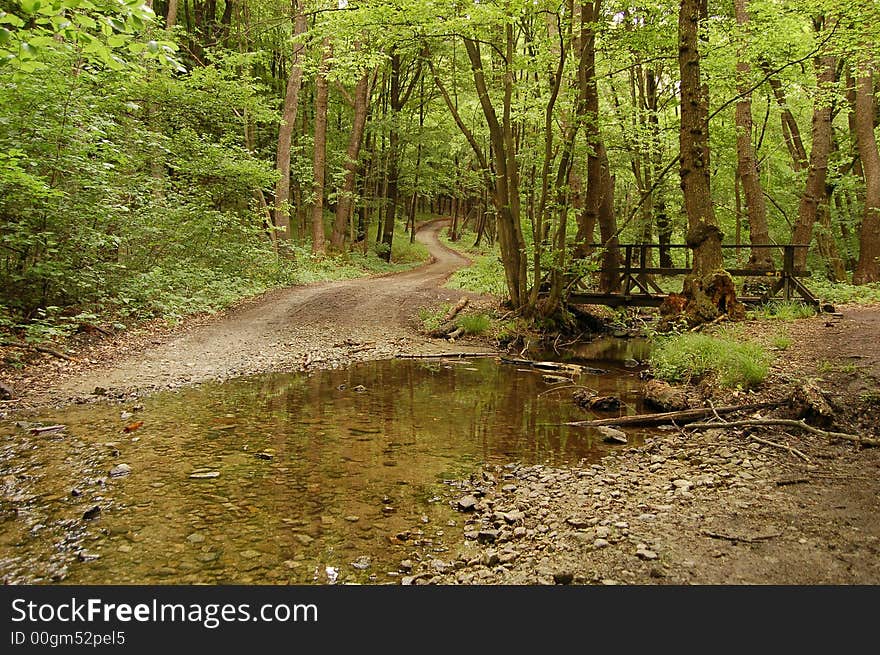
[567,243,823,309]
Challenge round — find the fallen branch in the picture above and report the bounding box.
[442,297,469,323]
[703,530,782,543]
[565,402,777,428]
[748,434,811,462]
[394,352,493,359]
[685,418,876,447]
[1,340,75,361]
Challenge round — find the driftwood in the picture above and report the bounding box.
[1,340,75,361]
[427,298,470,338]
[501,357,584,375]
[703,530,782,543]
[566,402,776,428]
[685,418,877,447]
[394,352,492,359]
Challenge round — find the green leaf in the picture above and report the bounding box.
[19,0,42,16]
[0,28,10,46]
[146,39,158,54]
[0,12,26,27]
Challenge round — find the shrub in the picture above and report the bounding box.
[456,312,492,335]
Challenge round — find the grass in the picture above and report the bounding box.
[770,333,792,350]
[649,332,772,389]
[748,300,817,321]
[456,312,492,335]
[440,229,509,297]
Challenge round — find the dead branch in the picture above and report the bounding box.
[394,352,493,359]
[684,418,876,447]
[748,434,811,462]
[1,340,75,361]
[565,402,777,428]
[703,530,782,543]
[442,297,469,323]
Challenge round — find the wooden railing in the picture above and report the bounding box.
[567,244,821,308]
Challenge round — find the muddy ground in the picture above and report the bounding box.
[2,223,879,585]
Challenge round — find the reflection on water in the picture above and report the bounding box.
[0,353,647,585]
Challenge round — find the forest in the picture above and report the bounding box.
[1,0,878,338]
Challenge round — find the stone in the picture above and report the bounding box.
[588,395,622,411]
[636,547,658,561]
[457,495,478,511]
[503,510,524,524]
[501,484,517,493]
[477,529,499,544]
[294,534,314,546]
[593,538,609,548]
[109,464,131,478]
[82,505,102,521]
[240,549,261,560]
[189,471,220,479]
[399,559,413,572]
[553,570,574,585]
[351,556,371,570]
[481,551,500,567]
[597,426,628,444]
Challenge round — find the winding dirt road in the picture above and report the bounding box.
[7,220,494,408]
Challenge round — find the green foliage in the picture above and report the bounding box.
[456,312,491,336]
[649,332,772,389]
[418,304,449,333]
[770,333,792,350]
[748,301,817,321]
[442,232,507,296]
[808,280,880,305]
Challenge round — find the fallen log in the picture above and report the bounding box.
[565,402,777,428]
[394,352,493,359]
[500,357,584,375]
[684,418,876,447]
[1,340,75,361]
[442,297,470,323]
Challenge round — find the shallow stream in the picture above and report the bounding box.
[0,339,652,584]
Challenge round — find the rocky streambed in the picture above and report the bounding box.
[401,421,880,585]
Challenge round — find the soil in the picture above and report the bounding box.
[2,224,879,585]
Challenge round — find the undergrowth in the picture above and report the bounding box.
[649,331,772,389]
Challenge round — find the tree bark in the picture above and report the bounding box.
[310,39,331,255]
[331,70,371,251]
[581,0,620,292]
[272,2,308,242]
[853,64,880,284]
[734,0,773,271]
[791,20,836,271]
[678,0,737,322]
[166,0,178,29]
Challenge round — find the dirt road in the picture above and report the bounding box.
[4,220,494,408]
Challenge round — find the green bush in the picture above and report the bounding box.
[456,312,492,335]
[649,333,772,389]
[808,280,880,305]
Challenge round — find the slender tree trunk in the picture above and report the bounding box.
[763,66,809,171]
[310,40,331,255]
[166,0,178,28]
[853,64,880,284]
[792,23,836,272]
[331,70,371,251]
[734,0,773,270]
[581,0,619,292]
[380,51,402,261]
[273,1,307,241]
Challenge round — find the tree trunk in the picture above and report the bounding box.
[310,40,331,255]
[678,0,739,322]
[734,0,773,271]
[853,64,880,284]
[380,50,402,261]
[272,2,307,241]
[581,0,619,292]
[331,70,371,251]
[166,0,178,29]
[791,20,836,271]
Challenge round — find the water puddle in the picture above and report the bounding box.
[1,345,651,585]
